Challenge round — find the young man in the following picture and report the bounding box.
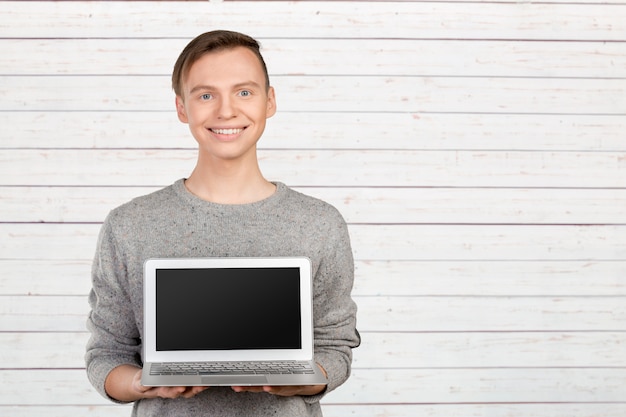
[85,30,360,416]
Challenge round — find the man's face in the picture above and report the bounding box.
[175,47,276,163]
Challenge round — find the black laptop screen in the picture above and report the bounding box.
[155,267,302,351]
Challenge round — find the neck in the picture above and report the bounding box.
[184,151,275,204]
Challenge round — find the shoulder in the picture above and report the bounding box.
[279,183,341,214]
[105,181,181,228]
[278,183,347,228]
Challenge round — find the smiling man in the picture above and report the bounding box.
[175,42,277,204]
[85,30,360,417]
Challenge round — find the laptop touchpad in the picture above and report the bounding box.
[201,375,269,385]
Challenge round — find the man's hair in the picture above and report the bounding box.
[172,30,270,97]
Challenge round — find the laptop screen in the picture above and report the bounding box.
[155,267,302,351]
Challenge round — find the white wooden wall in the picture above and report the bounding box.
[1,0,625,416]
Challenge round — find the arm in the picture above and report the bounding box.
[86,214,207,403]
[85,215,143,403]
[309,213,361,396]
[234,208,360,399]
[85,215,205,402]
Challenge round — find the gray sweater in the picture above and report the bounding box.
[86,179,360,416]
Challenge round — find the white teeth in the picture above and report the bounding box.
[212,128,243,135]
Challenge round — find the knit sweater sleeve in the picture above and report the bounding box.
[85,212,142,403]
[306,208,361,402]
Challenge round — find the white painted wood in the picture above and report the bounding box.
[5,38,625,78]
[356,296,626,332]
[1,1,625,416]
[0,295,90,332]
[331,368,626,403]
[0,332,90,368]
[2,259,625,297]
[2,294,624,332]
[0,406,133,417]
[3,186,626,224]
[1,2,624,41]
[352,260,626,296]
[3,224,626,261]
[2,149,625,188]
[3,331,626,369]
[3,75,625,114]
[354,331,626,368]
[349,224,626,261]
[0,260,94,295]
[1,368,625,405]
[2,112,625,151]
[322,404,626,417]
[0,224,99,261]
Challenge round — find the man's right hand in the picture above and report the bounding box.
[105,364,209,402]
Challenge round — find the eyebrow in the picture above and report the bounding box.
[188,81,263,95]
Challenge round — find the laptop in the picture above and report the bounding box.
[141,257,328,387]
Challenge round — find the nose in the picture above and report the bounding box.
[217,96,236,119]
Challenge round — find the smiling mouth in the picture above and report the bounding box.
[210,128,245,135]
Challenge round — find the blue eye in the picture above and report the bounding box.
[239,90,251,97]
[201,93,212,100]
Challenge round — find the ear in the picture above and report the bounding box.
[265,87,277,119]
[175,96,188,123]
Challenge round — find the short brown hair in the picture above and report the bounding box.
[172,30,270,97]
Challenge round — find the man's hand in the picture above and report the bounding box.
[231,363,327,397]
[231,383,326,397]
[105,365,208,402]
[130,369,209,399]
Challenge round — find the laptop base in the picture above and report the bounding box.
[141,361,328,386]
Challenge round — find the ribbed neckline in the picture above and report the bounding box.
[172,178,285,211]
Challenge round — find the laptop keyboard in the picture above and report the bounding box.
[150,361,316,376]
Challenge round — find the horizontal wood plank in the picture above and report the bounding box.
[1,2,624,41]
[2,294,624,332]
[352,260,626,296]
[2,186,626,224]
[2,149,625,188]
[357,296,626,332]
[329,368,626,403]
[355,331,626,368]
[1,259,625,297]
[2,112,625,151]
[321,404,626,417]
[3,224,626,261]
[3,75,624,114]
[350,224,626,261]
[0,406,132,417]
[1,368,625,405]
[4,38,625,78]
[3,331,626,369]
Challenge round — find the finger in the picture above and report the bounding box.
[264,385,312,397]
[181,390,195,398]
[182,386,208,398]
[193,386,209,395]
[263,386,276,394]
[232,386,264,393]
[159,386,187,399]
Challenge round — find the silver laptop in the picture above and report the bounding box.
[141,257,328,386]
